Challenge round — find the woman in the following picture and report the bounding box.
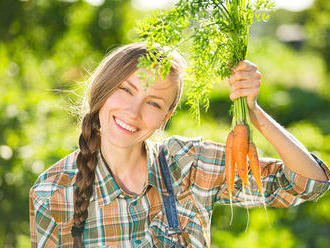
[30,42,329,247]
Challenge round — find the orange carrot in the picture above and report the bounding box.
[233,124,250,190]
[225,131,236,197]
[248,142,263,194]
[248,142,270,227]
[225,130,236,225]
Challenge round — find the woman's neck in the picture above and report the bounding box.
[100,139,147,175]
[100,141,148,195]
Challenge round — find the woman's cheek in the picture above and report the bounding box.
[142,107,165,128]
[106,92,125,108]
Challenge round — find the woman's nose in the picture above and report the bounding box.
[126,97,143,119]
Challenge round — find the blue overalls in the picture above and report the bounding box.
[158,145,186,248]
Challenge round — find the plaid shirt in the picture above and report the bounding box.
[30,135,330,247]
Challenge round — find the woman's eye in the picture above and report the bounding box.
[120,87,131,94]
[149,101,161,109]
[120,87,161,109]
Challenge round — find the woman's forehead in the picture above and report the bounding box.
[127,70,177,91]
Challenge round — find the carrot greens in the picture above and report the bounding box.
[135,0,275,125]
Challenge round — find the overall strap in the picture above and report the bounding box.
[158,145,184,247]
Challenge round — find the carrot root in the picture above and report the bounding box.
[242,184,250,233]
[233,124,250,190]
[229,194,234,226]
[245,206,250,233]
[225,131,236,195]
[225,131,236,226]
[247,142,271,227]
[247,143,263,194]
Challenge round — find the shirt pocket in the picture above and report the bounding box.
[146,211,175,248]
[144,191,207,248]
[176,192,209,248]
[139,202,171,248]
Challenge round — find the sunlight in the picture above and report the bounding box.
[130,0,315,11]
[274,0,314,11]
[131,0,176,10]
[84,0,105,6]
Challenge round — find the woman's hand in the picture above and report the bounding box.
[228,60,262,112]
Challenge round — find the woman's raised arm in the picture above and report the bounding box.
[229,60,329,182]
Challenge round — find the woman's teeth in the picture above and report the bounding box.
[115,117,137,132]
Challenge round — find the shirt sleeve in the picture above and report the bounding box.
[194,138,330,208]
[30,188,59,248]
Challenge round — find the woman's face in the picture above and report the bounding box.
[98,69,178,148]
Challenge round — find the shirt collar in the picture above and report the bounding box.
[92,149,121,205]
[92,139,167,206]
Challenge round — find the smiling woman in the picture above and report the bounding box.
[69,42,185,247]
[29,42,330,248]
[29,42,187,247]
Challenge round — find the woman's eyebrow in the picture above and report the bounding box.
[125,79,138,90]
[125,79,166,103]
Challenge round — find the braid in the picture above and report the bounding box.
[72,112,100,247]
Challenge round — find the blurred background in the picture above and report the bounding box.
[0,0,329,247]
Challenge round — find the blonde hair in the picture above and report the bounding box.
[72,42,186,246]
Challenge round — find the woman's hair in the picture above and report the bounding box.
[72,42,186,247]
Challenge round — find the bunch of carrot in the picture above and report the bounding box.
[225,123,263,197]
[225,97,265,226]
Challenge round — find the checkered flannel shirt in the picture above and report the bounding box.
[30,135,330,247]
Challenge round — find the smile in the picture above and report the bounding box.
[114,116,138,133]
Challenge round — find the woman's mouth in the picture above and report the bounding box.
[113,116,138,133]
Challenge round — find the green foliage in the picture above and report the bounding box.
[305,0,330,72]
[0,1,330,248]
[135,0,275,124]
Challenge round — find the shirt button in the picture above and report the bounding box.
[135,239,141,244]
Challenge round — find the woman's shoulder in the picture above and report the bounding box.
[162,134,225,157]
[30,150,79,200]
[162,135,203,156]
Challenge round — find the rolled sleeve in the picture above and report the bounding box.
[216,153,330,208]
[279,154,330,204]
